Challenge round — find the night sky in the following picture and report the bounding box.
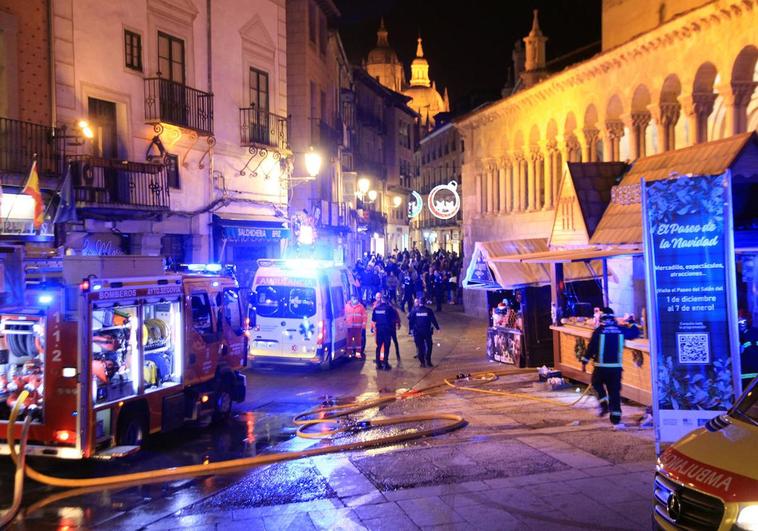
[334,0,602,113]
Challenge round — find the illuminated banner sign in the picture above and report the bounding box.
[220,226,290,242]
[642,172,741,445]
[462,243,502,290]
[408,191,423,219]
[428,181,460,220]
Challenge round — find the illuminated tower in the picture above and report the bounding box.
[521,9,549,89]
[365,18,405,92]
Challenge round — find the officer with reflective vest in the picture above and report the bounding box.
[371,293,394,370]
[582,307,639,426]
[408,297,440,368]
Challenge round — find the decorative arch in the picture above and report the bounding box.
[605,95,625,160]
[631,84,652,157]
[564,112,581,162]
[730,46,758,133]
[583,104,601,161]
[690,62,719,143]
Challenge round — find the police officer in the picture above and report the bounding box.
[739,313,758,389]
[371,293,394,370]
[409,297,440,368]
[581,307,639,426]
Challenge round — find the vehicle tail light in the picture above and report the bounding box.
[80,279,90,292]
[54,430,76,444]
[316,320,325,346]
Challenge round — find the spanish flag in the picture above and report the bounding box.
[23,160,44,229]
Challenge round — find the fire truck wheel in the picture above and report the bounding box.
[212,371,234,423]
[116,408,148,447]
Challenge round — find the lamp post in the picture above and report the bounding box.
[304,146,322,178]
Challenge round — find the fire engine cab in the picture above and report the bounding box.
[0,255,247,459]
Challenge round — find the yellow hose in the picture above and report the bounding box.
[2,366,592,524]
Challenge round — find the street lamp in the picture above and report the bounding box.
[392,196,402,208]
[367,190,378,202]
[304,147,322,178]
[357,177,370,196]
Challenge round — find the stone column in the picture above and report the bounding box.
[659,102,681,152]
[527,150,538,211]
[565,135,581,163]
[583,128,599,162]
[692,91,716,144]
[486,165,495,214]
[543,141,555,210]
[498,161,508,214]
[605,120,624,161]
[630,112,650,158]
[718,82,756,135]
[516,154,526,212]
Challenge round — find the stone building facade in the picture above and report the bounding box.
[47,0,289,284]
[456,0,758,317]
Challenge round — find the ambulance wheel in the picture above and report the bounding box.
[319,349,334,371]
[116,408,147,447]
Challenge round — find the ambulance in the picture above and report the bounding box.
[653,378,758,530]
[0,255,248,458]
[248,259,355,369]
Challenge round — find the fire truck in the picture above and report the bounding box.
[0,254,247,459]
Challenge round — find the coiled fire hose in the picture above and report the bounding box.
[1,368,594,527]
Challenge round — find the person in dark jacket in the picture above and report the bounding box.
[371,294,394,370]
[581,307,640,426]
[409,297,440,368]
[401,270,415,313]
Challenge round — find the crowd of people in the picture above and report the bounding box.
[344,249,463,370]
[352,249,464,312]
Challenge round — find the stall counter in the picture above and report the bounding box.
[550,324,652,405]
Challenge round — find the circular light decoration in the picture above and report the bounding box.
[408,191,423,219]
[428,181,461,220]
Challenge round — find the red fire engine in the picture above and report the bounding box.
[0,255,247,458]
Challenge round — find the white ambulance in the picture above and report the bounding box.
[248,259,356,369]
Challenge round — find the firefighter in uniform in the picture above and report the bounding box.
[581,307,639,426]
[371,293,394,370]
[409,297,440,368]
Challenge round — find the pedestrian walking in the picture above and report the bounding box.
[371,293,394,370]
[581,307,640,427]
[408,297,440,368]
[344,293,367,359]
[401,269,414,312]
[386,272,399,305]
[389,302,402,364]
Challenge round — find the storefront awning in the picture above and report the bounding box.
[463,239,607,290]
[490,246,641,263]
[213,213,290,242]
[591,132,758,246]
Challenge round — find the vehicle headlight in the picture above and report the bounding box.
[737,505,758,531]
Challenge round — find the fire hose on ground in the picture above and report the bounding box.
[1,367,595,527]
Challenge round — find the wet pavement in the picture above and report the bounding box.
[1,306,657,530]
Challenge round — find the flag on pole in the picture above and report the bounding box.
[53,163,78,224]
[23,160,43,229]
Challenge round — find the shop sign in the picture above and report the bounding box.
[221,226,290,242]
[642,172,741,446]
[408,191,423,219]
[428,181,460,220]
[0,194,53,237]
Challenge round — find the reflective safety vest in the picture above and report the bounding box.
[344,302,367,328]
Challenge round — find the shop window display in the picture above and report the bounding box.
[0,315,45,422]
[91,306,139,404]
[143,300,182,391]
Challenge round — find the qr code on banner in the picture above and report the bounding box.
[677,333,710,364]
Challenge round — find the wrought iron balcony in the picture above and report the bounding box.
[239,107,287,150]
[144,77,213,136]
[71,157,170,211]
[0,117,65,179]
[356,107,385,133]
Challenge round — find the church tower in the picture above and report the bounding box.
[402,35,449,131]
[521,9,549,89]
[365,18,405,92]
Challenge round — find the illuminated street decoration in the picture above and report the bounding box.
[428,181,460,220]
[408,191,423,219]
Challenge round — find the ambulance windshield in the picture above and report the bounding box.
[731,380,758,426]
[254,286,316,319]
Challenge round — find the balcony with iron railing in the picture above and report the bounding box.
[71,157,170,212]
[240,107,288,150]
[356,106,385,133]
[0,117,66,180]
[144,77,213,136]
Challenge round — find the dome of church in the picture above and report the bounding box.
[365,18,405,92]
[403,84,447,125]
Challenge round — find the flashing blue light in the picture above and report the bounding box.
[212,281,220,287]
[93,284,102,291]
[186,263,223,273]
[38,294,54,305]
